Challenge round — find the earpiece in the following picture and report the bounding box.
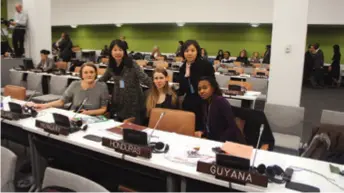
[254,164,285,184]
[149,142,169,154]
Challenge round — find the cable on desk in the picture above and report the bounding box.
[289,166,344,191]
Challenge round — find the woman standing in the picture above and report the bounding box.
[99,39,152,123]
[178,40,215,132]
[329,45,341,87]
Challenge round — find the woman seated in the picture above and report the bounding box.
[150,46,161,60]
[215,49,224,61]
[236,50,249,65]
[144,68,178,125]
[250,52,260,63]
[201,48,208,61]
[216,51,235,73]
[37,49,55,72]
[32,63,109,116]
[195,76,246,143]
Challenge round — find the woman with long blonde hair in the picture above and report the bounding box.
[145,68,177,123]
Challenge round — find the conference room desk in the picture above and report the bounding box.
[223,91,262,109]
[2,98,343,192]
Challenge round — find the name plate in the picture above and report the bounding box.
[1,110,30,120]
[35,119,71,136]
[102,137,152,159]
[223,90,245,96]
[197,161,268,188]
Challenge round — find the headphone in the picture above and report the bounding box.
[149,142,169,154]
[22,106,38,118]
[70,118,88,131]
[255,164,285,184]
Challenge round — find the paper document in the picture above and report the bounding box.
[221,141,253,159]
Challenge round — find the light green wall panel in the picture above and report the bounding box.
[52,24,344,63]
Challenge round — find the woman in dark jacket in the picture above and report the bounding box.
[99,39,152,123]
[236,50,249,65]
[215,49,224,61]
[58,32,73,62]
[197,76,246,143]
[178,40,215,133]
[329,44,341,87]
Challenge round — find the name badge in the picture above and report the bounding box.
[120,80,125,88]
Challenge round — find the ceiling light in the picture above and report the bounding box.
[177,22,185,27]
[70,25,77,28]
[250,23,260,28]
[115,23,122,27]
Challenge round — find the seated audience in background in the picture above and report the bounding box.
[144,68,178,125]
[58,32,73,62]
[178,40,215,133]
[215,49,224,61]
[221,51,235,63]
[32,63,109,116]
[201,48,208,61]
[37,49,55,72]
[250,52,260,63]
[262,45,271,64]
[99,39,152,123]
[175,41,184,56]
[196,76,246,143]
[120,35,129,50]
[329,44,341,87]
[151,46,161,60]
[236,50,249,65]
[100,45,110,56]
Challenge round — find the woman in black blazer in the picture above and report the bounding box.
[178,40,215,133]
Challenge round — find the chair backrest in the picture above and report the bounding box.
[234,61,242,67]
[9,70,24,86]
[49,76,69,95]
[42,167,109,192]
[101,57,109,64]
[55,61,68,70]
[214,60,220,65]
[175,57,184,62]
[4,85,26,100]
[252,63,262,68]
[1,146,17,192]
[246,77,268,94]
[71,46,81,52]
[264,103,304,137]
[74,66,81,73]
[97,68,106,75]
[229,80,252,90]
[27,73,43,92]
[136,60,148,67]
[226,98,242,107]
[148,108,195,136]
[156,56,165,61]
[320,110,344,126]
[154,61,168,69]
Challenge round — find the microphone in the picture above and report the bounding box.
[148,112,166,143]
[250,124,264,172]
[71,97,88,127]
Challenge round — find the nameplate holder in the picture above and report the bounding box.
[1,110,31,120]
[102,137,152,159]
[196,161,268,188]
[35,119,70,136]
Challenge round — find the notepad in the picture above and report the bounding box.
[221,141,253,160]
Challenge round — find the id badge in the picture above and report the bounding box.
[119,80,125,88]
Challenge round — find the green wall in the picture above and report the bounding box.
[52,23,344,63]
[1,0,7,19]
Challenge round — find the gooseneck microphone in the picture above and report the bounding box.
[250,124,264,172]
[149,112,166,143]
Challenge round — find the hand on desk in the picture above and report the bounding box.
[194,131,203,138]
[80,109,92,115]
[123,117,135,124]
[32,103,49,110]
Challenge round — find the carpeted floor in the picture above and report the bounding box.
[300,86,344,142]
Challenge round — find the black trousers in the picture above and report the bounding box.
[12,28,26,57]
[310,68,324,87]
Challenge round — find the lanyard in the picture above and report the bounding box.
[188,78,195,94]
